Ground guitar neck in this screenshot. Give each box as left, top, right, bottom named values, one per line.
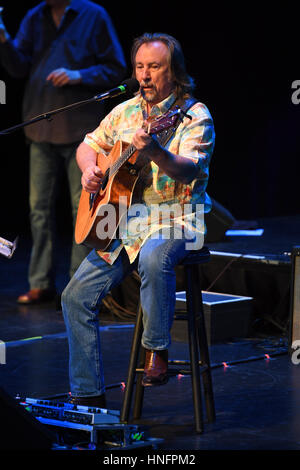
left=109, top=143, right=136, bottom=179
left=108, top=107, right=182, bottom=180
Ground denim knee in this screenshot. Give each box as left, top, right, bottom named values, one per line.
left=61, top=283, right=70, bottom=309
left=61, top=277, right=82, bottom=317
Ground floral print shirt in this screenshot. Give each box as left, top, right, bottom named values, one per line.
left=84, top=92, right=215, bottom=264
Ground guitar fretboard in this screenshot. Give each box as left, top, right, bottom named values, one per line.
left=109, top=143, right=137, bottom=179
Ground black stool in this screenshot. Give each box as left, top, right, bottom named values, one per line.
left=120, top=246, right=216, bottom=433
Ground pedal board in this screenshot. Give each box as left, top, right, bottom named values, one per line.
left=18, top=397, right=163, bottom=450
left=20, top=397, right=120, bottom=425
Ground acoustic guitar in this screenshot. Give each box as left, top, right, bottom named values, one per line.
left=75, top=107, right=184, bottom=251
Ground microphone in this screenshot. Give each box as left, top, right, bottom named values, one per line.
left=93, top=78, right=140, bottom=101
left=88, top=78, right=140, bottom=209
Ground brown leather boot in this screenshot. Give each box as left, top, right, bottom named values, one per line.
left=17, top=288, right=56, bottom=304
left=142, top=349, right=168, bottom=386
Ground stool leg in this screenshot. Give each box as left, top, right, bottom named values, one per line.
left=133, top=346, right=145, bottom=419
left=120, top=303, right=143, bottom=423
left=185, top=265, right=204, bottom=434
left=196, top=294, right=216, bottom=422
left=192, top=265, right=216, bottom=423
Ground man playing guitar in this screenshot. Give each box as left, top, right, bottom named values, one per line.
left=62, top=33, right=215, bottom=408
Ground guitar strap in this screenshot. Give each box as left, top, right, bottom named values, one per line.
left=157, top=96, right=198, bottom=147
left=156, top=96, right=198, bottom=199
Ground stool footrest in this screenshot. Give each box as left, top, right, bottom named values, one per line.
left=168, top=359, right=205, bottom=366
left=135, top=360, right=206, bottom=371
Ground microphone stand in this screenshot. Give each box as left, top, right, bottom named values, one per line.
left=0, top=90, right=123, bottom=256
left=0, top=90, right=120, bottom=135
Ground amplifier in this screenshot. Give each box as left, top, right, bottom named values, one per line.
left=174, top=290, right=252, bottom=344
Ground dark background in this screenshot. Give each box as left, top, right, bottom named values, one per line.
left=0, top=1, right=299, bottom=241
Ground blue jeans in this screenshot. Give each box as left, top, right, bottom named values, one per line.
left=61, top=233, right=197, bottom=397
left=28, top=142, right=90, bottom=290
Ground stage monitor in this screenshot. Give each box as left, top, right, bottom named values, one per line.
left=289, top=246, right=300, bottom=354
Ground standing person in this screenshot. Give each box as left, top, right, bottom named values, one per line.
left=0, top=0, right=126, bottom=304
left=61, top=33, right=215, bottom=408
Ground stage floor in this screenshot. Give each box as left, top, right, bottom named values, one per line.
left=0, top=215, right=300, bottom=453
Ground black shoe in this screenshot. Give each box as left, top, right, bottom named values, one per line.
left=67, top=393, right=107, bottom=408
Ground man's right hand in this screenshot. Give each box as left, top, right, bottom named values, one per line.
left=81, top=165, right=103, bottom=193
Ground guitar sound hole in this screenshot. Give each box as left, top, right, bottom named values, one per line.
left=101, top=169, right=110, bottom=191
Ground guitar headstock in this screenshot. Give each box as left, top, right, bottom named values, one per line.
left=146, top=108, right=183, bottom=135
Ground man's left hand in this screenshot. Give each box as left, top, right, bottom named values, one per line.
left=132, top=128, right=162, bottom=163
